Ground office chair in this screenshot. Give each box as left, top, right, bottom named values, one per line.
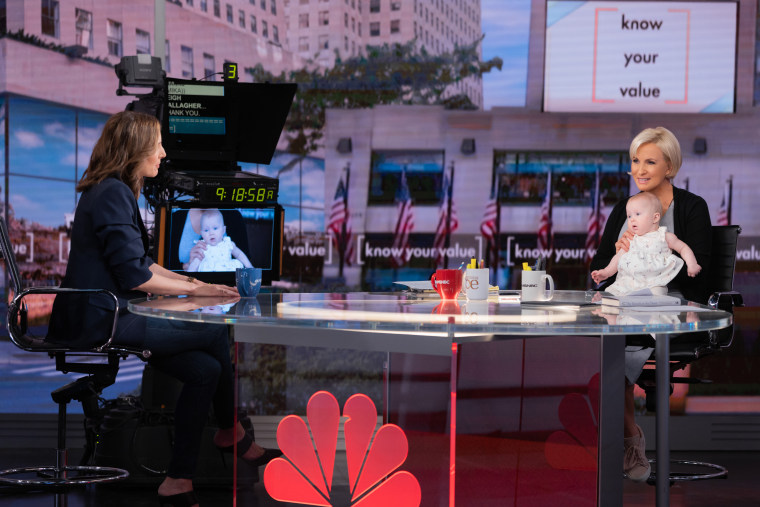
left=636, top=225, right=742, bottom=483
left=0, top=217, right=151, bottom=488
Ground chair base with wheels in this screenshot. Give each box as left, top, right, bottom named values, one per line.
left=646, top=458, right=727, bottom=485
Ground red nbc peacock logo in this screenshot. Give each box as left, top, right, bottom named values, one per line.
left=264, top=391, right=421, bottom=506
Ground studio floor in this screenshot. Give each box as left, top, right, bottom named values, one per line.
left=0, top=447, right=759, bottom=506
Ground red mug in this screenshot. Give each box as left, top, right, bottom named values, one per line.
left=430, top=269, right=463, bottom=300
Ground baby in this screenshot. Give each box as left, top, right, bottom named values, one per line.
left=186, top=209, right=253, bottom=272
left=591, top=191, right=701, bottom=296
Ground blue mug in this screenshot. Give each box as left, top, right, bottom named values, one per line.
left=236, top=267, right=262, bottom=297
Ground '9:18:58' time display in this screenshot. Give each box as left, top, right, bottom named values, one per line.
left=211, top=185, right=276, bottom=204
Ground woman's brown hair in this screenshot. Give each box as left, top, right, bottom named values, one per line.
left=77, top=111, right=161, bottom=198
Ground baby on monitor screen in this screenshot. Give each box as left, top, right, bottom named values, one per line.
left=186, top=209, right=253, bottom=272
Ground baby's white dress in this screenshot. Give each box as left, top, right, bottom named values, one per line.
left=606, top=226, right=683, bottom=296
left=197, top=236, right=244, bottom=272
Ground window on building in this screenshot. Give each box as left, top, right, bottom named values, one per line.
left=250, top=14, right=257, bottom=33
left=226, top=4, right=233, bottom=22
left=107, top=19, right=123, bottom=56
left=181, top=45, right=194, bottom=78
left=203, top=53, right=215, bottom=79
left=298, top=13, right=309, bottom=28
left=344, top=12, right=348, bottom=28
left=318, top=34, right=328, bottom=49
left=261, top=0, right=266, bottom=9
left=369, top=21, right=380, bottom=36
left=75, top=8, right=93, bottom=49
left=298, top=36, right=308, bottom=52
left=262, top=20, right=268, bottom=38
left=239, top=9, right=245, bottom=27
left=319, top=10, right=328, bottom=25
left=41, top=0, right=59, bottom=38
left=351, top=17, right=355, bottom=32
left=391, top=1, right=400, bottom=11
left=344, top=35, right=348, bottom=50
left=390, top=19, right=400, bottom=34
left=0, top=1, right=6, bottom=33
left=368, top=150, right=445, bottom=205
left=136, top=29, right=151, bottom=54
left=358, top=22, right=361, bottom=36
left=492, top=151, right=630, bottom=205
left=213, top=0, right=220, bottom=17
left=369, top=0, right=379, bottom=13
left=165, top=39, right=171, bottom=72
left=200, top=0, right=207, bottom=12
left=271, top=0, right=276, bottom=15
left=273, top=25, right=279, bottom=43
left=186, top=0, right=194, bottom=6
left=358, top=0, right=362, bottom=13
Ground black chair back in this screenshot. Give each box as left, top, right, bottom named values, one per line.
left=707, top=225, right=741, bottom=294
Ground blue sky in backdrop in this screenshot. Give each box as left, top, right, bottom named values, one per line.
left=481, top=0, right=532, bottom=109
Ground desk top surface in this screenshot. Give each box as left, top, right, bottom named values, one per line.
left=128, top=290, right=732, bottom=339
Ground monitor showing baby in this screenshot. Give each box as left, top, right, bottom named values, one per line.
left=186, top=209, right=253, bottom=272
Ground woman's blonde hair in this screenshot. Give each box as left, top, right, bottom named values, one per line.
left=629, top=126, right=682, bottom=180
left=77, top=111, right=161, bottom=198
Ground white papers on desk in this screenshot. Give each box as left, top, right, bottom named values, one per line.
left=619, top=305, right=714, bottom=313
left=394, top=281, right=434, bottom=292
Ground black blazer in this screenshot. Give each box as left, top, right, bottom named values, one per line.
left=48, top=178, right=154, bottom=347
left=590, top=186, right=712, bottom=304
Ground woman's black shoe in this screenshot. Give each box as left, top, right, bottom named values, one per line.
left=158, top=490, right=199, bottom=507
left=217, top=432, right=283, bottom=467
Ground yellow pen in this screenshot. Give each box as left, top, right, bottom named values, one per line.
left=522, top=262, right=532, bottom=271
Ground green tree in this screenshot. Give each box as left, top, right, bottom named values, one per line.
left=246, top=38, right=502, bottom=155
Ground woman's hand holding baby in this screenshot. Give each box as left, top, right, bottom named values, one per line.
left=615, top=229, right=635, bottom=253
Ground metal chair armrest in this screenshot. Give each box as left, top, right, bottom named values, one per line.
left=8, top=287, right=120, bottom=353
left=707, top=291, right=744, bottom=312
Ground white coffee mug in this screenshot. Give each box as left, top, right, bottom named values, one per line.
left=521, top=270, right=555, bottom=302
left=463, top=268, right=489, bottom=300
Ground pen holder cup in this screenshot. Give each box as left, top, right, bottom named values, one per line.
left=521, top=270, right=554, bottom=302
left=463, top=268, right=489, bottom=300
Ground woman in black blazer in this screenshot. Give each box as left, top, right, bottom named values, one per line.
left=590, top=126, right=712, bottom=483
left=48, top=111, right=279, bottom=506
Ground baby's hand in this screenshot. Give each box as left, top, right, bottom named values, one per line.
left=591, top=269, right=609, bottom=284
left=687, top=263, right=702, bottom=277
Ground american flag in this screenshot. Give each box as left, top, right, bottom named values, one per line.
left=391, top=170, right=414, bottom=267
left=327, top=174, right=354, bottom=266
left=585, top=170, right=605, bottom=261
left=537, top=171, right=553, bottom=250
left=432, top=169, right=458, bottom=266
left=715, top=177, right=732, bottom=226
left=480, top=183, right=499, bottom=269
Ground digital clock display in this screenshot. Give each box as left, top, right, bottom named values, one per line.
left=200, top=182, right=278, bottom=205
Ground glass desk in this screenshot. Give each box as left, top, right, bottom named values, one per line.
left=130, top=290, right=732, bottom=507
